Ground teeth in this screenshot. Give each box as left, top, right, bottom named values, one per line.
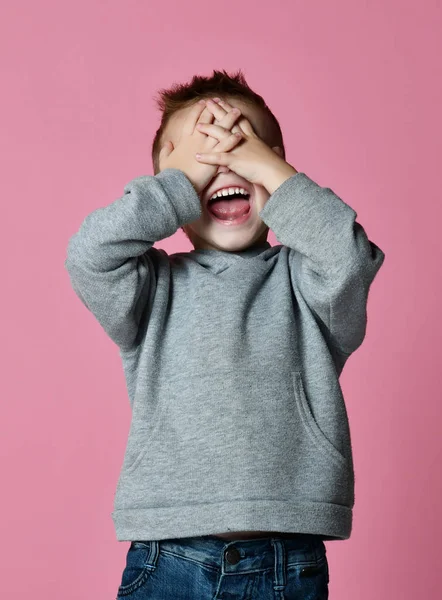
left=209, top=187, right=249, bottom=201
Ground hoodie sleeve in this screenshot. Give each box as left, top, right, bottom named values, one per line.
left=258, top=172, right=386, bottom=357
left=64, top=168, right=202, bottom=350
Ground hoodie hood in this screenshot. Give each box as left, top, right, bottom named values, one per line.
left=190, top=240, right=272, bottom=257
left=172, top=241, right=279, bottom=275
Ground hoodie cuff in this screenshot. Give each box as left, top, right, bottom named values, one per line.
left=155, top=168, right=203, bottom=225
left=258, top=172, right=358, bottom=269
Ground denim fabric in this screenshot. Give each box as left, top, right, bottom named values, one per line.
left=116, top=533, right=329, bottom=599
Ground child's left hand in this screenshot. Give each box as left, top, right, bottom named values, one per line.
left=195, top=98, right=292, bottom=190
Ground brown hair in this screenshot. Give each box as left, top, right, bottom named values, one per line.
left=151, top=68, right=286, bottom=175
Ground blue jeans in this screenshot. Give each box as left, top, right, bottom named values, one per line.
left=116, top=533, right=329, bottom=599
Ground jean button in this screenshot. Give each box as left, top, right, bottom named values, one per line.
left=225, top=547, right=241, bottom=565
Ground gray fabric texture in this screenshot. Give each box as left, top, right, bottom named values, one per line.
left=64, top=168, right=385, bottom=541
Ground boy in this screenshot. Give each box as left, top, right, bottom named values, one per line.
left=65, top=69, right=385, bottom=598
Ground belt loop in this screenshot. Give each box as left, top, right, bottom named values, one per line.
left=144, top=540, right=160, bottom=568
left=271, top=538, right=286, bottom=594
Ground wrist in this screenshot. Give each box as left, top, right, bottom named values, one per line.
left=263, top=161, right=298, bottom=195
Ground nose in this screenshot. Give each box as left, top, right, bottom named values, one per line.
left=217, top=166, right=230, bottom=174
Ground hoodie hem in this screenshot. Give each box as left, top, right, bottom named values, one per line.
left=111, top=499, right=352, bottom=542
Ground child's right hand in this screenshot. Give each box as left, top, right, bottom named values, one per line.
left=158, top=99, right=244, bottom=196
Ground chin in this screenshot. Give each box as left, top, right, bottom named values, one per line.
left=185, top=224, right=269, bottom=253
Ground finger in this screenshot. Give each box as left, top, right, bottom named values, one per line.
left=184, top=100, right=211, bottom=134
left=205, top=100, right=244, bottom=136
left=215, top=101, right=251, bottom=136
left=203, top=98, right=229, bottom=121
left=236, top=116, right=256, bottom=136
left=217, top=99, right=244, bottom=126
left=217, top=99, right=256, bottom=136
left=196, top=122, right=232, bottom=141
left=228, top=117, right=255, bottom=137
left=218, top=106, right=242, bottom=130
left=218, top=131, right=244, bottom=152
left=217, top=99, right=234, bottom=110
left=231, top=123, right=242, bottom=135
left=195, top=151, right=230, bottom=166
left=196, top=105, right=216, bottom=125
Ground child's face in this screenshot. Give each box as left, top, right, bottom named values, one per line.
left=160, top=96, right=283, bottom=252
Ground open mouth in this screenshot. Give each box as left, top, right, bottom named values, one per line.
left=207, top=191, right=252, bottom=225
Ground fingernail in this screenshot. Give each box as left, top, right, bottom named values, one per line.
left=198, top=99, right=205, bottom=104
left=213, top=98, right=220, bottom=102
left=195, top=153, right=201, bottom=159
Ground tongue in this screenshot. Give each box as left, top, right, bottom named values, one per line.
left=208, top=198, right=250, bottom=220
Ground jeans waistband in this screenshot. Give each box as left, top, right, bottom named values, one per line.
left=134, top=533, right=326, bottom=579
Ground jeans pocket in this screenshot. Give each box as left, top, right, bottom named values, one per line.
left=299, top=556, right=329, bottom=584
left=286, top=554, right=329, bottom=599
left=117, top=542, right=157, bottom=597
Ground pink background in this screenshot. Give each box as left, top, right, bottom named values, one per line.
left=2, top=0, right=441, bottom=597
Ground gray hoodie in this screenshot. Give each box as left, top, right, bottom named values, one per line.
left=64, top=168, right=385, bottom=542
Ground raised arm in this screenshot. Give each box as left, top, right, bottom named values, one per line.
left=259, top=172, right=386, bottom=357
left=64, top=168, right=201, bottom=350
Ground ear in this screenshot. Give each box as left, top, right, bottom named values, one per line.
left=272, top=146, right=284, bottom=158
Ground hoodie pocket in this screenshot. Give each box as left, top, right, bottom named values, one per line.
left=123, top=446, right=148, bottom=475
left=292, top=371, right=348, bottom=469
left=114, top=366, right=354, bottom=511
